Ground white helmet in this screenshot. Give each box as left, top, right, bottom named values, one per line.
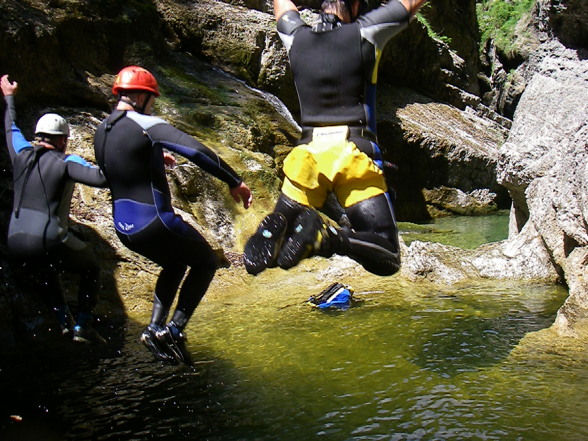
left=35, top=113, right=70, bottom=136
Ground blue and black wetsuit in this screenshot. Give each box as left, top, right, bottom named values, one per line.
left=94, top=110, right=243, bottom=328
left=272, top=1, right=410, bottom=275
left=3, top=95, right=107, bottom=317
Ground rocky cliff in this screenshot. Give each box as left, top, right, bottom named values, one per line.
left=497, top=0, right=588, bottom=333
left=0, top=0, right=586, bottom=341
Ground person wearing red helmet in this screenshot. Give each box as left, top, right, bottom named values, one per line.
left=244, top=0, right=426, bottom=276
left=1, top=74, right=108, bottom=343
left=94, top=66, right=252, bottom=365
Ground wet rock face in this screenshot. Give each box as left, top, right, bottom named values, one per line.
left=0, top=0, right=168, bottom=109
left=422, top=186, right=498, bottom=217
left=377, top=85, right=510, bottom=222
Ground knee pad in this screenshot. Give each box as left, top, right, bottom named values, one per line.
left=346, top=194, right=398, bottom=247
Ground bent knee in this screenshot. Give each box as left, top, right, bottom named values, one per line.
left=361, top=259, right=401, bottom=276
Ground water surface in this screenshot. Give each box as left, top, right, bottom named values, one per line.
left=2, top=272, right=585, bottom=441
left=400, top=211, right=510, bottom=249
left=3, top=214, right=585, bottom=441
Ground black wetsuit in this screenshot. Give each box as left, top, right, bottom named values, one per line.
left=275, top=1, right=410, bottom=275
left=3, top=95, right=107, bottom=316
left=94, top=110, right=242, bottom=328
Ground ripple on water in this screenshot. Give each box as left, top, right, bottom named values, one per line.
left=2, top=275, right=586, bottom=441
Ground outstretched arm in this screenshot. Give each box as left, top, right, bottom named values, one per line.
left=274, top=0, right=297, bottom=21
left=398, top=0, right=427, bottom=19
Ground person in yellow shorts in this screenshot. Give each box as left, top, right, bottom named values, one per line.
left=244, top=0, right=427, bottom=276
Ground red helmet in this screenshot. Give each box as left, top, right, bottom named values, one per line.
left=112, top=66, right=160, bottom=97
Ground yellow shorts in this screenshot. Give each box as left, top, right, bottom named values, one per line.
left=281, top=126, right=387, bottom=208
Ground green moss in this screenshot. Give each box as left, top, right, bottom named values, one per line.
left=477, top=0, right=535, bottom=56
left=416, top=11, right=452, bottom=45
left=158, top=65, right=233, bottom=105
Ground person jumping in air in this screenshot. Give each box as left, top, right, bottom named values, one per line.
left=2, top=74, right=108, bottom=343
left=244, top=0, right=427, bottom=276
left=94, top=66, right=252, bottom=365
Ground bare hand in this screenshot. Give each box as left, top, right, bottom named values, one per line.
left=230, top=182, right=253, bottom=209
left=163, top=151, right=176, bottom=167
left=1, top=74, right=18, bottom=96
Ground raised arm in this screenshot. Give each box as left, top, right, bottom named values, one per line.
left=398, top=0, right=427, bottom=19
left=1, top=74, right=18, bottom=123
left=2, top=74, right=32, bottom=163
left=274, top=0, right=297, bottom=21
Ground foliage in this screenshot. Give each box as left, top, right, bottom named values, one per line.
left=477, top=0, right=536, bottom=55
left=416, top=4, right=452, bottom=45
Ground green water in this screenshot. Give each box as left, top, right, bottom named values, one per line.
left=2, top=271, right=585, bottom=441
left=3, top=213, right=587, bottom=441
left=400, top=210, right=510, bottom=249
left=183, top=276, right=582, bottom=441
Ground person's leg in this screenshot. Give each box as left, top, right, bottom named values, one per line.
left=141, top=264, right=186, bottom=363
left=132, top=214, right=219, bottom=364
left=341, top=193, right=401, bottom=276
left=51, top=238, right=105, bottom=343
left=171, top=263, right=215, bottom=329
left=37, top=262, right=74, bottom=335
left=152, top=265, right=186, bottom=326
left=276, top=193, right=400, bottom=275
left=157, top=261, right=216, bottom=365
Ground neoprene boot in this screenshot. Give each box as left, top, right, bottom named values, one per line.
left=53, top=305, right=75, bottom=336
left=141, top=324, right=176, bottom=363
left=156, top=323, right=193, bottom=366
left=243, top=212, right=288, bottom=274
left=277, top=209, right=349, bottom=269
left=73, top=313, right=106, bottom=344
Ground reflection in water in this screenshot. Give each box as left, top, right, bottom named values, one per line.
left=2, top=276, right=586, bottom=441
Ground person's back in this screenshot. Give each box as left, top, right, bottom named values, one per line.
left=9, top=144, right=77, bottom=255
left=94, top=110, right=175, bottom=213
left=277, top=0, right=411, bottom=132
left=287, top=23, right=366, bottom=127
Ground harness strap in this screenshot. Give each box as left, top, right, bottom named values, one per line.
left=301, top=126, right=378, bottom=143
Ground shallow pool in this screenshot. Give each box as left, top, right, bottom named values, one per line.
left=400, top=211, right=510, bottom=249
left=2, top=269, right=585, bottom=441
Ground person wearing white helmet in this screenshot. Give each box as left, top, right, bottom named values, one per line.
left=1, top=74, right=108, bottom=344
left=35, top=113, right=70, bottom=137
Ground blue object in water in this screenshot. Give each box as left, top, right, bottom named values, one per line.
left=308, top=282, right=354, bottom=310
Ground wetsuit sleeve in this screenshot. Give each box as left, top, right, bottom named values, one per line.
left=357, top=0, right=410, bottom=48
left=276, top=10, right=307, bottom=52
left=147, top=123, right=243, bottom=188
left=65, top=155, right=108, bottom=187
left=3, top=95, right=33, bottom=164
